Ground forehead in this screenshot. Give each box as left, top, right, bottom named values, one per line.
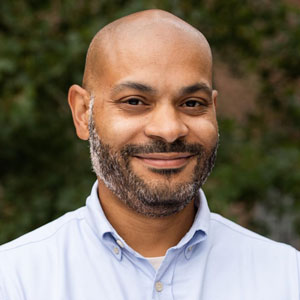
left=92, top=22, right=212, bottom=91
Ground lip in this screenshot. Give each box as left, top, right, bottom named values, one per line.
left=134, top=152, right=195, bottom=169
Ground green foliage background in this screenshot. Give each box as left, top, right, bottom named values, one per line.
left=0, top=0, right=299, bottom=248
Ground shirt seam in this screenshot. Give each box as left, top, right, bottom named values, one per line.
left=0, top=216, right=85, bottom=253
left=210, top=215, right=293, bottom=248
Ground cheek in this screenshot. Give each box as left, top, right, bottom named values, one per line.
left=93, top=111, right=144, bottom=148
left=189, top=118, right=218, bottom=147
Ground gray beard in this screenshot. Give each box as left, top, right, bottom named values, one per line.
left=88, top=96, right=218, bottom=218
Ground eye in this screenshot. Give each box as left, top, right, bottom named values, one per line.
left=125, top=98, right=145, bottom=105
left=118, top=97, right=150, bottom=114
left=181, top=100, right=203, bottom=107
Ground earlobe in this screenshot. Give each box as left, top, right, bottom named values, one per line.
left=68, top=84, right=91, bottom=140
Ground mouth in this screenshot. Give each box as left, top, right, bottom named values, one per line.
left=133, top=152, right=196, bottom=169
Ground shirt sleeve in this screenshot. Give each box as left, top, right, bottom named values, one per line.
left=0, top=254, right=8, bottom=300
left=297, top=250, right=300, bottom=299
left=0, top=268, right=5, bottom=300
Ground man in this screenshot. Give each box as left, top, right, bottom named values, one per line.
left=0, top=9, right=299, bottom=300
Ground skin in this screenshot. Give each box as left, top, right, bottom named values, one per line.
left=68, top=9, right=218, bottom=257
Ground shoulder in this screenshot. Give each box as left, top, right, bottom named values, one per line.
left=0, top=207, right=87, bottom=299
left=0, top=207, right=87, bottom=288
left=210, top=213, right=276, bottom=243
left=209, top=213, right=300, bottom=294
left=210, top=212, right=299, bottom=262
left=210, top=213, right=295, bottom=246
left=0, top=207, right=85, bottom=254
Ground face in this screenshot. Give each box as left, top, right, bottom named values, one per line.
left=88, top=29, right=219, bottom=217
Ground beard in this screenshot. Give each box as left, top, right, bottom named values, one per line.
left=88, top=97, right=218, bottom=218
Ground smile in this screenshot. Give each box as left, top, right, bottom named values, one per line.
left=133, top=153, right=195, bottom=169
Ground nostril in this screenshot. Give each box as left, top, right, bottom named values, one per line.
left=144, top=122, right=188, bottom=143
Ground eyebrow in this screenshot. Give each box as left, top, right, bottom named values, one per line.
left=110, top=81, right=212, bottom=98
left=179, top=83, right=212, bottom=97
left=111, top=81, right=156, bottom=97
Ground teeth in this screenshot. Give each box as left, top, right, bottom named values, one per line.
left=146, top=157, right=186, bottom=160
left=136, top=154, right=192, bottom=160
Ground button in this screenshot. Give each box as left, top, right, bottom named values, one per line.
left=155, top=281, right=163, bottom=292
left=113, top=247, right=120, bottom=255
left=185, top=245, right=193, bottom=260
left=116, top=239, right=124, bottom=248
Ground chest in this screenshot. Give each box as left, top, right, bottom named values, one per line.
left=6, top=245, right=298, bottom=300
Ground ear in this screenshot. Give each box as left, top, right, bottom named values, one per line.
left=68, top=84, right=91, bottom=140
left=212, top=89, right=218, bottom=111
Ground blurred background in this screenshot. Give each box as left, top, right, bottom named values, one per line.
left=0, top=0, right=299, bottom=248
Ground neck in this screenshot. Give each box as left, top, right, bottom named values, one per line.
left=97, top=179, right=196, bottom=257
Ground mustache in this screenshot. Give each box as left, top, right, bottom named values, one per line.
left=120, top=139, right=204, bottom=157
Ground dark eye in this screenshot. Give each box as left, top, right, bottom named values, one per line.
left=126, top=98, right=144, bottom=105
left=182, top=100, right=202, bottom=107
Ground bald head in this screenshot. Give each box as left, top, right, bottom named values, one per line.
left=82, top=9, right=212, bottom=91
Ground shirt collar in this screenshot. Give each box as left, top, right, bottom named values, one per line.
left=84, top=181, right=121, bottom=240
left=173, top=189, right=210, bottom=251
left=84, top=180, right=211, bottom=254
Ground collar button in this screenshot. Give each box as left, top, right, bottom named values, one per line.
left=116, top=239, right=125, bottom=248
left=113, top=247, right=120, bottom=255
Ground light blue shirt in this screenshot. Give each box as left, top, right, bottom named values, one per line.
left=0, top=181, right=299, bottom=300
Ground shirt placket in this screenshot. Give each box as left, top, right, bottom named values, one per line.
left=151, top=249, right=180, bottom=300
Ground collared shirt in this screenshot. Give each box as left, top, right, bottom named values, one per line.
left=0, top=181, right=299, bottom=300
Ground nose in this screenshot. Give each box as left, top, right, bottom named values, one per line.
left=144, top=105, right=188, bottom=143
